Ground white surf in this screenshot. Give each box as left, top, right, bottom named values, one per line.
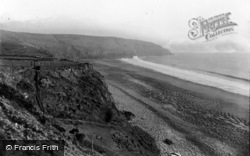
left=121, top=56, right=249, bottom=97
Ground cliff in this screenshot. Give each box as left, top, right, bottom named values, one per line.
left=0, top=60, right=160, bottom=156
left=0, top=30, right=171, bottom=59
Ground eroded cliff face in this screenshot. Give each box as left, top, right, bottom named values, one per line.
left=0, top=62, right=160, bottom=156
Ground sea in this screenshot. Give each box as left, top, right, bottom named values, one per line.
left=121, top=53, right=250, bottom=97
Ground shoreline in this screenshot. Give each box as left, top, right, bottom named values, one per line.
left=121, top=57, right=249, bottom=97
left=142, top=53, right=250, bottom=81
left=91, top=59, right=249, bottom=156
left=143, top=56, right=250, bottom=84
left=90, top=59, right=249, bottom=117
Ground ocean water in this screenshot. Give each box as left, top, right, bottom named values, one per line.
left=121, top=53, right=250, bottom=96
left=143, top=53, right=250, bottom=80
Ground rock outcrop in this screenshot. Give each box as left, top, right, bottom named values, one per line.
left=0, top=61, right=160, bottom=156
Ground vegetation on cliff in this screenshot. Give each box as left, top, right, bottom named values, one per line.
left=0, top=30, right=171, bottom=59
left=0, top=60, right=160, bottom=156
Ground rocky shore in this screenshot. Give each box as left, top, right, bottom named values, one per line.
left=92, top=59, right=249, bottom=156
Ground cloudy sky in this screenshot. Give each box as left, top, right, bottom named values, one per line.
left=1, top=0, right=250, bottom=52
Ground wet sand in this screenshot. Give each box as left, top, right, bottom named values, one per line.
left=89, top=59, right=249, bottom=156
left=121, top=57, right=249, bottom=97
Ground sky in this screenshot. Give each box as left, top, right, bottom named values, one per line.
left=1, top=0, right=250, bottom=52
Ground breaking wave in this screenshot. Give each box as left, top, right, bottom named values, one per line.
left=121, top=56, right=249, bottom=96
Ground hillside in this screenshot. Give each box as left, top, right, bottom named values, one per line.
left=0, top=41, right=53, bottom=57
left=0, top=30, right=171, bottom=59
left=0, top=60, right=160, bottom=156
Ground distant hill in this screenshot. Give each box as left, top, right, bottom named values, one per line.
left=0, top=41, right=53, bottom=58
left=0, top=30, right=171, bottom=59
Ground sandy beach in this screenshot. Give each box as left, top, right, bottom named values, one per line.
left=121, top=57, right=249, bottom=97
left=90, top=59, right=249, bottom=156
